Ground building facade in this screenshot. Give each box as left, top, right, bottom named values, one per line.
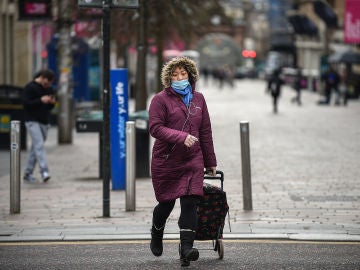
left=0, top=0, right=34, bottom=86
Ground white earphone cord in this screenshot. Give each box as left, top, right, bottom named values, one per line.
left=164, top=103, right=193, bottom=160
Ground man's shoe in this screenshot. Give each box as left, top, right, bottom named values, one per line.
left=23, top=173, right=37, bottom=183
left=42, top=171, right=51, bottom=182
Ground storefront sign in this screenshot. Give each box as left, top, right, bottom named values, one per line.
left=18, top=0, right=52, bottom=21
left=345, top=0, right=360, bottom=44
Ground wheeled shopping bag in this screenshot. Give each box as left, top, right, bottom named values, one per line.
left=179, top=170, right=230, bottom=259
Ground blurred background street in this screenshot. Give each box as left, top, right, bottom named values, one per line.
left=2, top=0, right=360, bottom=260
left=2, top=1, right=360, bottom=268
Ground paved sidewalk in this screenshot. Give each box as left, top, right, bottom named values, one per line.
left=0, top=79, right=360, bottom=242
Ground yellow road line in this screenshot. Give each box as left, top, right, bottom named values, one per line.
left=0, top=239, right=359, bottom=246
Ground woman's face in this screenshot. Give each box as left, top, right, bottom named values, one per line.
left=171, top=66, right=189, bottom=82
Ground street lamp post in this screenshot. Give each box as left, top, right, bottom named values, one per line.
left=102, top=0, right=111, bottom=218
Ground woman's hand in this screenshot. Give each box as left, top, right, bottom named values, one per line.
left=184, top=134, right=198, bottom=147
left=205, top=167, right=217, bottom=176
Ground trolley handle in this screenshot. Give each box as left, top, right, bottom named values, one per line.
left=204, top=170, right=224, bottom=190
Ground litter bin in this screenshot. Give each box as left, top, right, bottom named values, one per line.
left=75, top=110, right=103, bottom=179
left=129, top=110, right=150, bottom=178
left=0, top=85, right=27, bottom=150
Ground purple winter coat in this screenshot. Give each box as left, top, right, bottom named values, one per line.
left=149, top=86, right=217, bottom=202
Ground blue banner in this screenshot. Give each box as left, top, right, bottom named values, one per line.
left=110, top=68, right=128, bottom=190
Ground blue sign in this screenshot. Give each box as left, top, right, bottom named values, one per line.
left=110, top=68, right=128, bottom=190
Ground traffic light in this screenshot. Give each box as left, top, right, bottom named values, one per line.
left=242, top=50, right=257, bottom=59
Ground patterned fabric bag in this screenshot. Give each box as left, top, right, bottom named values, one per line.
left=195, top=182, right=229, bottom=240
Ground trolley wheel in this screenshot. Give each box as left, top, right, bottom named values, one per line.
left=216, top=239, right=224, bottom=259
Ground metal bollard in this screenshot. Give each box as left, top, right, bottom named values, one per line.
left=10, top=120, right=21, bottom=214
left=240, top=121, right=253, bottom=211
left=126, top=121, right=136, bottom=211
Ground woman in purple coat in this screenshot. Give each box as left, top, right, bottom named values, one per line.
left=149, top=57, right=217, bottom=267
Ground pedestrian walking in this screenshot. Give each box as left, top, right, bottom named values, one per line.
left=201, top=67, right=209, bottom=86
left=23, top=69, right=56, bottom=183
left=337, top=66, right=349, bottom=106
left=148, top=57, right=217, bottom=267
left=291, top=67, right=302, bottom=106
left=318, top=65, right=340, bottom=105
left=267, top=68, right=284, bottom=113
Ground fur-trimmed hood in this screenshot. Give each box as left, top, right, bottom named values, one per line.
left=161, top=56, right=199, bottom=88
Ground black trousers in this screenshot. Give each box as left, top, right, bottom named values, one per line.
left=152, top=195, right=198, bottom=230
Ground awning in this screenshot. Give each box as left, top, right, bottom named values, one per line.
left=329, top=50, right=360, bottom=64
left=287, top=14, right=318, bottom=36
left=313, top=0, right=338, bottom=28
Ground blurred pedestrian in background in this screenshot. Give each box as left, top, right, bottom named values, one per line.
left=337, top=66, right=348, bottom=106
left=201, top=67, right=209, bottom=86
left=214, top=67, right=226, bottom=89
left=267, top=68, right=284, bottom=113
left=23, top=69, right=56, bottom=183
left=318, top=65, right=340, bottom=105
left=148, top=57, right=217, bottom=267
left=224, top=65, right=235, bottom=88
left=291, top=66, right=302, bottom=106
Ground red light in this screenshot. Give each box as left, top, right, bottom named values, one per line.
left=41, top=50, right=48, bottom=59
left=242, top=50, right=256, bottom=58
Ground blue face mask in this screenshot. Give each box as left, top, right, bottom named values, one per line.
left=171, top=79, right=190, bottom=90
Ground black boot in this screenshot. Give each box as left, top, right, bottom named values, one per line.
left=150, top=224, right=164, bottom=256
left=180, top=230, right=199, bottom=267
